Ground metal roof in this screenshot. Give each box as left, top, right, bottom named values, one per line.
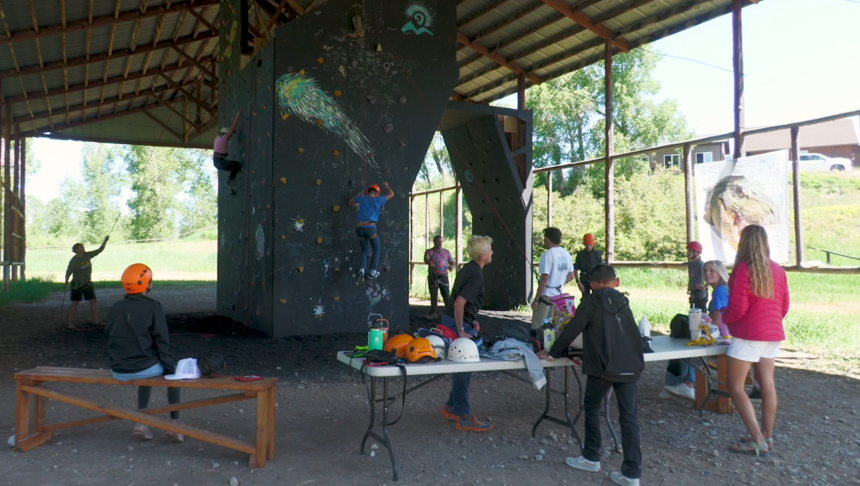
left=0, top=0, right=756, bottom=147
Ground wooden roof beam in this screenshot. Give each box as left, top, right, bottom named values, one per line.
left=158, top=73, right=214, bottom=114
left=26, top=97, right=193, bottom=136
left=0, top=0, right=219, bottom=47
left=457, top=32, right=540, bottom=85
left=538, top=0, right=629, bottom=52
left=5, top=56, right=215, bottom=104
left=170, top=45, right=217, bottom=81
left=142, top=110, right=185, bottom=141
left=0, top=30, right=217, bottom=80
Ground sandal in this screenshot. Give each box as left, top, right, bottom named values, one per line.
left=739, top=436, right=773, bottom=451
left=730, top=439, right=768, bottom=457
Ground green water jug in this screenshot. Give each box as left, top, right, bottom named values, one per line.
left=368, top=321, right=385, bottom=351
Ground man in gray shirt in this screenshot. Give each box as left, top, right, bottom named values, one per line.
left=64, top=236, right=109, bottom=329
left=686, top=241, right=708, bottom=310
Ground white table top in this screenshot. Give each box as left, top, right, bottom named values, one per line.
left=336, top=335, right=728, bottom=378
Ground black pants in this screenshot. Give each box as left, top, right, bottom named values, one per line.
left=583, top=375, right=641, bottom=479
left=581, top=281, right=593, bottom=296
left=428, top=273, right=450, bottom=312
left=213, top=155, right=242, bottom=181
left=139, top=387, right=181, bottom=420
left=690, top=296, right=708, bottom=312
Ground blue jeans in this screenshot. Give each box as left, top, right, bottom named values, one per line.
left=665, top=360, right=696, bottom=386
left=356, top=226, right=381, bottom=272
left=442, top=315, right=477, bottom=417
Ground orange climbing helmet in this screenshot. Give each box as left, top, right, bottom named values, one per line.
left=121, top=263, right=153, bottom=294
left=405, top=338, right=438, bottom=363
left=583, top=233, right=596, bottom=246
left=384, top=334, right=413, bottom=358
left=367, top=184, right=380, bottom=194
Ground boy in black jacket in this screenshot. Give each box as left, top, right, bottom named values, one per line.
left=539, top=264, right=644, bottom=486
left=107, top=263, right=183, bottom=443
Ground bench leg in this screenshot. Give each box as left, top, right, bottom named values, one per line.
left=15, top=382, right=30, bottom=447
left=267, top=387, right=276, bottom=460
left=251, top=389, right=270, bottom=469
left=695, top=355, right=733, bottom=415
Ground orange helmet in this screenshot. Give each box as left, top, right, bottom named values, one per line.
left=121, top=263, right=153, bottom=294
left=583, top=233, right=596, bottom=246
left=367, top=184, right=380, bottom=194
left=384, top=334, right=413, bottom=358
left=405, top=338, right=437, bottom=363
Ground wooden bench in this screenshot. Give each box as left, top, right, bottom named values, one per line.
left=14, top=367, right=279, bottom=468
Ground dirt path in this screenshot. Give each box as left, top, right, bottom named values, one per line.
left=2, top=285, right=860, bottom=485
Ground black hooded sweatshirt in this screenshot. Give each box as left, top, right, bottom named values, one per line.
left=106, top=294, right=177, bottom=374
left=549, top=287, right=644, bottom=382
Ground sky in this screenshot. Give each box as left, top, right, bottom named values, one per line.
left=26, top=0, right=860, bottom=204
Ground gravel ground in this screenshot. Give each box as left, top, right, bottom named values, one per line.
left=1, top=284, right=859, bottom=486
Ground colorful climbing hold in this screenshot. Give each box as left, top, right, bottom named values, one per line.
left=298, top=147, right=304, bottom=153
left=281, top=113, right=290, bottom=120
left=298, top=219, right=304, bottom=225
left=298, top=267, right=304, bottom=272
left=281, top=235, right=286, bottom=239
left=333, top=297, right=340, bottom=302
left=280, top=299, right=287, bottom=304
left=280, top=177, right=287, bottom=184
left=332, top=150, right=340, bottom=157
left=315, top=118, right=324, bottom=125
left=334, top=90, right=342, bottom=97
left=317, top=57, right=324, bottom=64
left=334, top=267, right=340, bottom=272
left=299, top=69, right=305, bottom=75
left=315, top=179, right=322, bottom=185
left=332, top=205, right=341, bottom=212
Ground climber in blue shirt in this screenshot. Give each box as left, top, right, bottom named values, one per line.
left=349, top=182, right=394, bottom=279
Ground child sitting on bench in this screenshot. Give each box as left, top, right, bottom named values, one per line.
left=106, top=263, right=184, bottom=443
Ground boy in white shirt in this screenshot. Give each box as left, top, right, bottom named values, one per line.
left=531, top=227, right=575, bottom=329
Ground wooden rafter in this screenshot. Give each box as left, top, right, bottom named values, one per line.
left=458, top=0, right=512, bottom=28
left=0, top=0, right=219, bottom=47
left=26, top=97, right=191, bottom=136
left=266, top=0, right=290, bottom=30
left=171, top=45, right=217, bottom=81
left=187, top=6, right=218, bottom=34
left=143, top=110, right=185, bottom=141
left=538, top=0, right=629, bottom=52
left=457, top=32, right=540, bottom=85
left=0, top=31, right=218, bottom=80
left=149, top=92, right=202, bottom=131
left=28, top=0, right=55, bottom=129
left=6, top=57, right=216, bottom=105
left=13, top=81, right=205, bottom=125
left=159, top=73, right=214, bottom=114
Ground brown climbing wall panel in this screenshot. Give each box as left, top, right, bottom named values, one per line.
left=440, top=102, right=534, bottom=310
left=218, top=0, right=457, bottom=336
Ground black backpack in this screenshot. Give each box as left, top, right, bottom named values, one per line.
left=670, top=313, right=691, bottom=339
left=600, top=300, right=645, bottom=383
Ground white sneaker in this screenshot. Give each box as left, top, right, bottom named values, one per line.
left=658, top=389, right=671, bottom=399
left=610, top=471, right=640, bottom=486
left=664, top=383, right=695, bottom=401
left=565, top=455, right=600, bottom=472
left=368, top=270, right=379, bottom=278
left=132, top=424, right=153, bottom=441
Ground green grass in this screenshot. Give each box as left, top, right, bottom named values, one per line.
left=26, top=240, right=218, bottom=282
left=0, top=278, right=215, bottom=308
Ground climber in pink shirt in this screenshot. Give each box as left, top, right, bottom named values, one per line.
left=213, top=110, right=242, bottom=194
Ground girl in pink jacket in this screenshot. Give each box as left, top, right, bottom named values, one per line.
left=723, top=225, right=790, bottom=457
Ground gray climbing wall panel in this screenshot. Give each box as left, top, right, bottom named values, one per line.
left=440, top=102, right=534, bottom=310
left=218, top=0, right=457, bottom=336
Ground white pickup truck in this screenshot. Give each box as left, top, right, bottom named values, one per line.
left=794, top=153, right=854, bottom=172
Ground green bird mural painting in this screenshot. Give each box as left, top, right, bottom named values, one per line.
left=275, top=72, right=378, bottom=168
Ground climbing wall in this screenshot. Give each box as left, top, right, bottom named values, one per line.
left=440, top=102, right=534, bottom=310
left=218, top=0, right=458, bottom=336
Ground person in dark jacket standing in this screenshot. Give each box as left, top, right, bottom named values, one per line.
left=107, top=263, right=184, bottom=443
left=539, top=264, right=644, bottom=486
left=574, top=233, right=603, bottom=297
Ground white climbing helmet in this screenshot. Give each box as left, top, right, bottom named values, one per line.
left=425, top=334, right=447, bottom=360
left=447, top=338, right=480, bottom=363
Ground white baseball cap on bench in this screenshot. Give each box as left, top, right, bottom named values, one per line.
left=165, top=358, right=202, bottom=380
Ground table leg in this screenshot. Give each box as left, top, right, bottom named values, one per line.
left=602, top=389, right=621, bottom=454
left=360, top=377, right=376, bottom=455
left=530, top=366, right=553, bottom=438
left=382, top=377, right=398, bottom=482
left=696, top=356, right=733, bottom=415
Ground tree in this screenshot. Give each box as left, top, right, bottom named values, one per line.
left=126, top=146, right=184, bottom=239
left=79, top=144, right=127, bottom=243
left=178, top=149, right=218, bottom=234
left=527, top=48, right=694, bottom=196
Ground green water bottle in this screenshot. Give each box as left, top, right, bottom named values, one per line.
left=368, top=321, right=385, bottom=351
